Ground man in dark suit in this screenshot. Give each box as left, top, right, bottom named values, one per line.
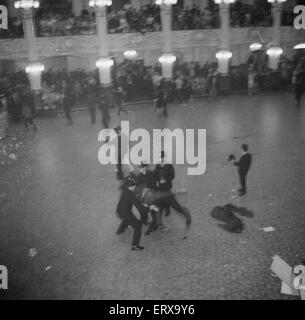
left=116, top=175, right=148, bottom=251
left=154, top=152, right=192, bottom=226
left=231, top=144, right=252, bottom=196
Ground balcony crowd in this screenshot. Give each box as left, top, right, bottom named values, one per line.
left=0, top=0, right=295, bottom=39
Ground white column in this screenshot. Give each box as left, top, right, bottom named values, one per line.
left=22, top=9, right=38, bottom=62
left=161, top=4, right=173, bottom=53
left=219, top=3, right=230, bottom=51
left=95, top=6, right=109, bottom=57
left=268, top=1, right=285, bottom=70
left=72, top=0, right=83, bottom=16
left=216, top=3, right=232, bottom=75
left=159, top=3, right=176, bottom=80
left=271, top=2, right=283, bottom=47
left=17, top=4, right=44, bottom=109
left=92, top=3, right=112, bottom=87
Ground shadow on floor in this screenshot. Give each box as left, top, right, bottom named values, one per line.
left=210, top=204, right=254, bottom=233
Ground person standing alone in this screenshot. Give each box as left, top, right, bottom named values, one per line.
left=230, top=144, right=252, bottom=196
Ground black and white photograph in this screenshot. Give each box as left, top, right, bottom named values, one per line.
left=0, top=0, right=305, bottom=304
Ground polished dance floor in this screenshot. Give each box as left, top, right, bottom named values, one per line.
left=1, top=92, right=305, bottom=299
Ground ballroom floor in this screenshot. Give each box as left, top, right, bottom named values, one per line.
left=1, top=92, right=305, bottom=300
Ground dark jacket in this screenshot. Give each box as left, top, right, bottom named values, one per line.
left=22, top=92, right=35, bottom=119
left=141, top=169, right=158, bottom=190
left=234, top=153, right=252, bottom=176
left=116, top=188, right=148, bottom=221
left=154, top=163, right=175, bottom=191
left=156, top=94, right=167, bottom=109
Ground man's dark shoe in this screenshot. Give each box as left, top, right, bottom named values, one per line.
left=131, top=246, right=144, bottom=251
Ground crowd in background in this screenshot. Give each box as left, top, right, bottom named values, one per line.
left=230, top=0, right=273, bottom=28
left=0, top=0, right=297, bottom=39
left=108, top=4, right=161, bottom=33
left=1, top=52, right=305, bottom=136
left=1, top=52, right=304, bottom=121
left=35, top=8, right=96, bottom=36
left=172, top=2, right=219, bottom=30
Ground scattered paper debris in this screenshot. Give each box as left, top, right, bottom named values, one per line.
left=281, top=281, right=299, bottom=296
left=271, top=255, right=302, bottom=298
left=28, top=248, right=38, bottom=258
left=262, top=227, right=275, bottom=232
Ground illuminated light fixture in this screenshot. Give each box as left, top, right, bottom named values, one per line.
left=249, top=43, right=263, bottom=52
left=266, top=46, right=283, bottom=56
left=159, top=53, right=176, bottom=64
left=267, top=0, right=286, bottom=3
left=214, top=0, right=235, bottom=4
left=14, top=0, right=39, bottom=9
left=293, top=43, right=305, bottom=50
left=155, top=0, right=177, bottom=5
left=25, top=63, right=44, bottom=74
left=216, top=50, right=232, bottom=60
left=96, top=57, right=114, bottom=69
left=123, top=50, right=138, bottom=60
left=89, top=0, right=112, bottom=7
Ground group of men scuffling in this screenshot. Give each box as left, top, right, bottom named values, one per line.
left=114, top=124, right=252, bottom=251
left=115, top=139, right=191, bottom=251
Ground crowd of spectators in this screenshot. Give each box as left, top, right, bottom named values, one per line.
left=230, top=0, right=273, bottom=28
left=35, top=4, right=96, bottom=37
left=172, top=3, right=219, bottom=30
left=108, top=4, right=161, bottom=34
left=0, top=0, right=299, bottom=39
left=1, top=51, right=304, bottom=122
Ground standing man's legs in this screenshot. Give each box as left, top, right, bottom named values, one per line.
left=128, top=216, right=143, bottom=249
left=239, top=173, right=247, bottom=195
left=64, top=107, right=73, bottom=125
left=102, top=111, right=109, bottom=128
left=89, top=107, right=96, bottom=124
left=116, top=214, right=144, bottom=250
